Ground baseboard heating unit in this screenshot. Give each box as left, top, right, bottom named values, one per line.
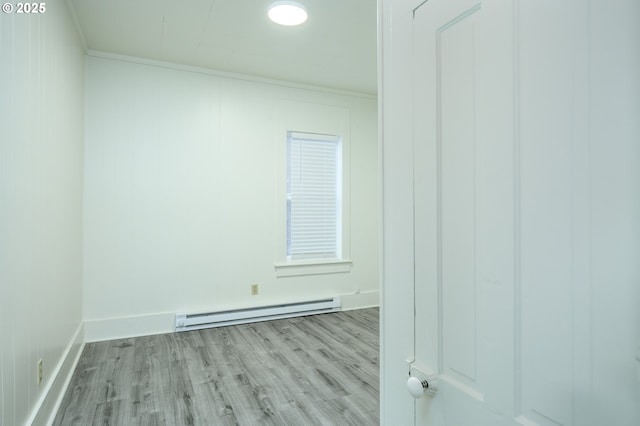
left=175, top=297, right=341, bottom=332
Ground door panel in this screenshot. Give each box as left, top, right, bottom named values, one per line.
left=440, top=11, right=478, bottom=385
left=380, top=0, right=640, bottom=424
left=517, top=3, right=587, bottom=423
left=411, top=0, right=640, bottom=425
left=413, top=0, right=516, bottom=423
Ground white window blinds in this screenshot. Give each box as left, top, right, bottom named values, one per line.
left=287, top=131, right=342, bottom=260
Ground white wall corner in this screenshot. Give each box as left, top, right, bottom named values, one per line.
left=340, top=289, right=380, bottom=311
left=63, top=0, right=89, bottom=52
left=27, top=323, right=85, bottom=426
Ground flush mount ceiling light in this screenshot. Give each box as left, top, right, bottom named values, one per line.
left=268, top=1, right=308, bottom=26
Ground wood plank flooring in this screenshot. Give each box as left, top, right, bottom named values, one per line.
left=54, top=308, right=379, bottom=425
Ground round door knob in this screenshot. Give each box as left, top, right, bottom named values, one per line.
left=407, top=376, right=428, bottom=398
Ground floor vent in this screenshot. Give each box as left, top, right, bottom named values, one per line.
left=175, top=297, right=341, bottom=332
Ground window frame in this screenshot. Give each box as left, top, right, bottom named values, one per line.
left=275, top=100, right=352, bottom=277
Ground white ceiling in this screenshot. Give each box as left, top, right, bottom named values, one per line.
left=69, top=0, right=378, bottom=95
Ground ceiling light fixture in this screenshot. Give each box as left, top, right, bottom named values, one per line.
left=268, top=1, right=308, bottom=26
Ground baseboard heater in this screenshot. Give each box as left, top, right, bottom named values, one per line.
left=175, top=297, right=341, bottom=332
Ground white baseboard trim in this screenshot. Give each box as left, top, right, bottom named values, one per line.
left=84, top=312, right=175, bottom=342
left=340, top=290, right=380, bottom=311
left=26, top=322, right=84, bottom=426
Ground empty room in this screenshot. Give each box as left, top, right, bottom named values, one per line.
left=2, top=0, right=640, bottom=425
left=1, top=0, right=379, bottom=424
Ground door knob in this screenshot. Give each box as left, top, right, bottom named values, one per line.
left=407, top=376, right=429, bottom=398
left=406, top=365, right=438, bottom=398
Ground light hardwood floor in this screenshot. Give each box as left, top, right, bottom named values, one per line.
left=54, top=308, right=379, bottom=425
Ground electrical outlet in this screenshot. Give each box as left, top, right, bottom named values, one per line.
left=251, top=284, right=259, bottom=296
left=37, top=359, right=43, bottom=385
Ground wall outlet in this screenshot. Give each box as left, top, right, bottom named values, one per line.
left=251, top=284, right=259, bottom=296
left=37, top=359, right=43, bottom=385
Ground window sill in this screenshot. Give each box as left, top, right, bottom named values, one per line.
left=274, top=259, right=352, bottom=277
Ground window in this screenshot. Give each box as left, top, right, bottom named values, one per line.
left=274, top=100, right=351, bottom=277
left=286, top=131, right=342, bottom=260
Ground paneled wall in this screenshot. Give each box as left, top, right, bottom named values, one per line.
left=83, top=55, right=379, bottom=340
left=0, top=1, right=85, bottom=424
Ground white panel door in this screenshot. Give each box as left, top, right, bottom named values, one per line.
left=412, top=1, right=516, bottom=424
left=410, top=1, right=640, bottom=425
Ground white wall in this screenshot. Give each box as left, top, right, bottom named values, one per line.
left=83, top=55, right=379, bottom=340
left=0, top=1, right=85, bottom=424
